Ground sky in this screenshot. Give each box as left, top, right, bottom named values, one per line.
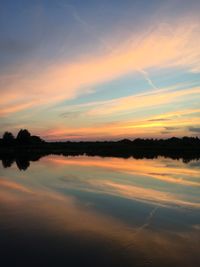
left=0, top=0, right=200, bottom=140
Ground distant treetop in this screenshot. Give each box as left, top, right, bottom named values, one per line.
left=2, top=131, right=15, bottom=145
left=17, top=129, right=31, bottom=144
left=1, top=129, right=44, bottom=146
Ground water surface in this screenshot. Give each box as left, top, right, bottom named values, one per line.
left=0, top=155, right=200, bottom=267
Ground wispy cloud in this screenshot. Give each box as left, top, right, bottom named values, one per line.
left=87, top=86, right=200, bottom=117
left=1, top=8, right=200, bottom=139
left=1, top=18, right=200, bottom=115
left=61, top=3, right=113, bottom=52
left=148, top=118, right=171, bottom=122
left=137, top=69, right=159, bottom=90
left=188, top=127, right=200, bottom=133
left=45, top=156, right=200, bottom=207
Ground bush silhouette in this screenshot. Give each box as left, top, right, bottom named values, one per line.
left=16, top=129, right=31, bottom=145
left=2, top=131, right=15, bottom=145
left=30, top=135, right=43, bottom=144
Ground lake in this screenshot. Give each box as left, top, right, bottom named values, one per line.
left=0, top=155, right=199, bottom=267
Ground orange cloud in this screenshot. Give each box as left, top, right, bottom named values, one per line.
left=87, top=86, right=200, bottom=116
left=43, top=104, right=200, bottom=140
left=0, top=101, right=37, bottom=116
left=1, top=19, right=200, bottom=116
left=0, top=177, right=199, bottom=267
left=46, top=156, right=200, bottom=186
left=0, top=178, right=32, bottom=194
left=98, top=180, right=200, bottom=208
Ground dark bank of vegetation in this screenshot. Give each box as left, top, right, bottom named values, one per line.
left=0, top=129, right=200, bottom=169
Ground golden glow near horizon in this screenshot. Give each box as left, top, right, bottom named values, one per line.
left=0, top=1, right=200, bottom=140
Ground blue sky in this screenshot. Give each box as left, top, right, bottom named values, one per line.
left=0, top=0, right=200, bottom=140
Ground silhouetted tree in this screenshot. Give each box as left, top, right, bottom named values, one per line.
left=16, top=129, right=31, bottom=145
left=118, top=139, right=132, bottom=144
left=16, top=158, right=30, bottom=170
left=30, top=135, right=43, bottom=144
left=2, top=131, right=15, bottom=145
left=2, top=157, right=14, bottom=168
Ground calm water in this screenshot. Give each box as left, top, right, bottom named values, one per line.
left=0, top=155, right=200, bottom=267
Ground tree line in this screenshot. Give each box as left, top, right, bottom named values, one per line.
left=1, top=129, right=200, bottom=147
left=1, top=129, right=44, bottom=146
left=0, top=129, right=200, bottom=166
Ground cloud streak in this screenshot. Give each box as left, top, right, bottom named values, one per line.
left=0, top=8, right=200, bottom=138
left=1, top=19, right=200, bottom=112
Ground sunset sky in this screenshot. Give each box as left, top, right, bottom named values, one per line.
left=0, top=0, right=200, bottom=140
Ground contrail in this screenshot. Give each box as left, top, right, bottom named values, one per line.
left=59, top=1, right=113, bottom=52
left=137, top=68, right=159, bottom=90
left=59, top=1, right=160, bottom=93
left=120, top=206, right=159, bottom=251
